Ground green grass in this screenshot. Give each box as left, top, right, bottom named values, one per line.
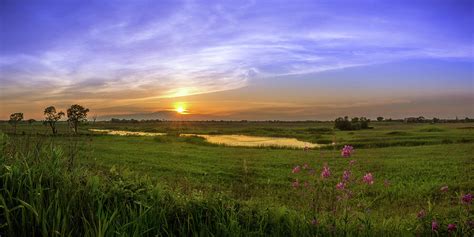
left=1, top=121, right=473, bottom=236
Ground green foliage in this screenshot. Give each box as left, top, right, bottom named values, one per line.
left=67, top=104, right=90, bottom=134
left=335, top=116, right=371, bottom=131
left=0, top=135, right=324, bottom=236
left=44, top=106, right=65, bottom=135
left=8, top=112, right=23, bottom=134
left=0, top=121, right=473, bottom=235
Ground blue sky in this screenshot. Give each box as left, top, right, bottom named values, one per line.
left=0, top=0, right=473, bottom=120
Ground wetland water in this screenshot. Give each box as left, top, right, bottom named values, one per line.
left=90, top=129, right=320, bottom=148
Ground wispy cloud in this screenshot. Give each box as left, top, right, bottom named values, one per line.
left=0, top=0, right=472, bottom=118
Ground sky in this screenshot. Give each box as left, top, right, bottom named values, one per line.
left=0, top=0, right=473, bottom=120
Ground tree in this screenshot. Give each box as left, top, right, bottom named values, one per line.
left=44, top=106, right=65, bottom=135
left=67, top=104, right=89, bottom=134
left=9, top=112, right=23, bottom=134
left=335, top=116, right=371, bottom=131
left=377, top=116, right=384, bottom=122
left=360, top=117, right=370, bottom=129
left=334, top=116, right=352, bottom=130
left=92, top=114, right=97, bottom=124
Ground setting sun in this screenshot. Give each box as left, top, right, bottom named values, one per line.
left=174, top=102, right=188, bottom=114
left=176, top=106, right=185, bottom=114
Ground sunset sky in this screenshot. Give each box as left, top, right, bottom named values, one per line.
left=1, top=0, right=473, bottom=120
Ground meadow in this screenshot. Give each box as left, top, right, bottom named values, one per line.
left=1, top=121, right=473, bottom=236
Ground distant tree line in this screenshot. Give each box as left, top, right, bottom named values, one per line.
left=7, top=104, right=89, bottom=135
left=334, top=116, right=371, bottom=131
left=375, top=116, right=474, bottom=123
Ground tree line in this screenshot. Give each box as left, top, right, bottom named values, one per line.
left=334, top=116, right=371, bottom=131
left=8, top=104, right=89, bottom=135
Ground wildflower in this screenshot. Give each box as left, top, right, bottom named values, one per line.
left=349, top=160, right=356, bottom=165
left=447, top=223, right=456, bottom=232
left=336, top=182, right=345, bottom=190
left=363, top=173, right=374, bottom=185
left=417, top=210, right=426, bottom=219
left=462, top=193, right=472, bottom=205
left=341, top=145, right=354, bottom=157
left=431, top=221, right=439, bottom=231
left=342, top=170, right=351, bottom=181
left=321, top=164, right=331, bottom=179
left=311, top=219, right=318, bottom=225
left=292, top=179, right=300, bottom=188
left=303, top=163, right=309, bottom=169
left=440, top=186, right=449, bottom=192
left=292, top=165, right=301, bottom=174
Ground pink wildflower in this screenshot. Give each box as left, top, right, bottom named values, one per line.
left=349, top=160, right=356, bottom=165
left=292, top=179, right=300, bottom=188
left=417, top=210, right=426, bottom=219
left=303, top=163, right=309, bottom=169
left=336, top=182, right=345, bottom=190
left=431, top=221, right=439, bottom=231
left=440, top=186, right=449, bottom=192
left=447, top=223, right=457, bottom=232
left=363, top=173, right=374, bottom=185
left=321, top=164, right=331, bottom=179
left=342, top=170, right=351, bottom=181
left=341, top=145, right=354, bottom=158
left=292, top=165, right=301, bottom=174
left=462, top=193, right=472, bottom=205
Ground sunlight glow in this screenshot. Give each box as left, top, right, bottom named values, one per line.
left=174, top=102, right=188, bottom=114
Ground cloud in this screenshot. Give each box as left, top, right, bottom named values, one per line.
left=0, top=0, right=472, bottom=116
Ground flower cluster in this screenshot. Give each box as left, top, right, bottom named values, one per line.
left=341, top=145, right=354, bottom=157
left=292, top=165, right=301, bottom=174
left=321, top=164, right=331, bottom=179
left=363, top=173, right=374, bottom=185
left=462, top=193, right=472, bottom=205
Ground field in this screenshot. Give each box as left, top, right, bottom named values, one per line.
left=1, top=121, right=473, bottom=236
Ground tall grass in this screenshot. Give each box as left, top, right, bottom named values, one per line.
left=1, top=133, right=472, bottom=236
left=0, top=133, right=325, bottom=236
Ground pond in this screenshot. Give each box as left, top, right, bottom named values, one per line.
left=89, top=129, right=166, bottom=136
left=181, top=134, right=320, bottom=148
left=89, top=129, right=320, bottom=148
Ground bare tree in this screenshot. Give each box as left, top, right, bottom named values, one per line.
left=9, top=112, right=23, bottom=134
left=44, top=106, right=65, bottom=135
left=92, top=114, right=97, bottom=124
left=67, top=104, right=89, bottom=134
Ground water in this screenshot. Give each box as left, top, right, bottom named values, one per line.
left=89, top=129, right=320, bottom=148
left=181, top=134, right=320, bottom=148
left=89, top=129, right=166, bottom=136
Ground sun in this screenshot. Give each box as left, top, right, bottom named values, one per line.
left=174, top=102, right=188, bottom=114
left=176, top=106, right=185, bottom=114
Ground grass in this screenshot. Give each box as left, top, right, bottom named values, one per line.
left=1, top=121, right=473, bottom=236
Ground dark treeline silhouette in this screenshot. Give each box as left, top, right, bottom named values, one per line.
left=334, top=116, right=371, bottom=131
left=6, top=104, right=89, bottom=135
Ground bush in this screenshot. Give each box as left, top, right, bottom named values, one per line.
left=334, top=116, right=371, bottom=131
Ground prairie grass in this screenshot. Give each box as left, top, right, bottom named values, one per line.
left=1, top=121, right=473, bottom=236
